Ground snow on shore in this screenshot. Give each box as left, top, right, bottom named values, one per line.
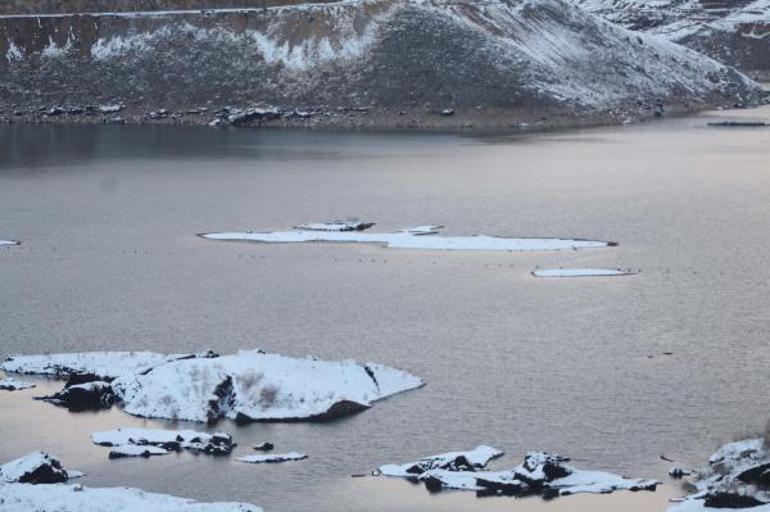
left=668, top=438, right=770, bottom=511
left=0, top=483, right=263, bottom=511
left=378, top=449, right=658, bottom=498
left=92, top=428, right=235, bottom=457
left=1, top=350, right=424, bottom=423
left=199, top=224, right=614, bottom=252
left=532, top=268, right=637, bottom=278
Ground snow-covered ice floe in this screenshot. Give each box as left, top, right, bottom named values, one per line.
left=199, top=224, right=616, bottom=252
left=531, top=268, right=637, bottom=278
left=0, top=452, right=81, bottom=484
left=0, top=377, right=35, bottom=391
left=668, top=438, right=770, bottom=511
left=237, top=452, right=307, bottom=464
left=1, top=350, right=424, bottom=423
left=92, top=428, right=235, bottom=458
left=0, top=240, right=20, bottom=246
left=377, top=449, right=658, bottom=498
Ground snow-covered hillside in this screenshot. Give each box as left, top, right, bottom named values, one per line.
left=0, top=0, right=763, bottom=129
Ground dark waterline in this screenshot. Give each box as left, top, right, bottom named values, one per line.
left=1, top=107, right=769, bottom=511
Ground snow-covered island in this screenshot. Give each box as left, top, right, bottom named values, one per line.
left=532, top=268, right=638, bottom=278
left=0, top=452, right=262, bottom=511
left=199, top=223, right=616, bottom=252
left=1, top=350, right=424, bottom=423
left=668, top=437, right=770, bottom=511
left=377, top=447, right=658, bottom=498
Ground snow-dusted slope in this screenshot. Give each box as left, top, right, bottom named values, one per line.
left=1, top=350, right=424, bottom=423
left=0, top=0, right=763, bottom=128
left=572, top=0, right=770, bottom=76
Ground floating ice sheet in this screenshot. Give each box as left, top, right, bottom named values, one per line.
left=0, top=378, right=35, bottom=391
left=199, top=224, right=615, bottom=252
left=237, top=452, right=307, bottom=464
left=0, top=240, right=20, bottom=246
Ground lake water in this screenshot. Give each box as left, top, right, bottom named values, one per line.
left=1, top=106, right=769, bottom=511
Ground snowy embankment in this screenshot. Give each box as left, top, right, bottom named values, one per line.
left=200, top=223, right=615, bottom=252
left=1, top=350, right=424, bottom=423
left=377, top=447, right=658, bottom=498
left=668, top=438, right=770, bottom=511
left=92, top=428, right=235, bottom=458
left=0, top=452, right=261, bottom=511
left=532, top=268, right=637, bottom=278
left=0, top=0, right=764, bottom=129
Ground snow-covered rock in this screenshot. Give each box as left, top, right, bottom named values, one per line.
left=253, top=442, right=274, bottom=451
left=92, top=428, right=235, bottom=458
left=39, top=380, right=115, bottom=411
left=377, top=445, right=504, bottom=477
left=237, top=452, right=307, bottom=464
left=293, top=220, right=376, bottom=232
left=2, top=350, right=424, bottom=424
left=532, top=268, right=637, bottom=278
left=379, top=449, right=657, bottom=498
left=668, top=438, right=770, bottom=511
left=0, top=452, right=79, bottom=484
left=200, top=224, right=615, bottom=252
left=0, top=482, right=263, bottom=511
left=0, top=377, right=35, bottom=391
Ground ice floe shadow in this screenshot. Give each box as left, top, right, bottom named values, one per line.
left=531, top=268, right=638, bottom=278
left=198, top=220, right=617, bottom=253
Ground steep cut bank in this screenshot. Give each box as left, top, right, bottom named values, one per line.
left=0, top=0, right=764, bottom=130
left=573, top=0, right=770, bottom=79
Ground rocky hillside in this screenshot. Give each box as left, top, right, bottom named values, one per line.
left=0, top=0, right=764, bottom=129
left=573, top=0, right=770, bottom=78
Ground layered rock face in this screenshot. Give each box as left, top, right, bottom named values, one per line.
left=0, top=0, right=764, bottom=129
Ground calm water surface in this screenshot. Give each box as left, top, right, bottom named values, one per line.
left=1, top=107, right=769, bottom=511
